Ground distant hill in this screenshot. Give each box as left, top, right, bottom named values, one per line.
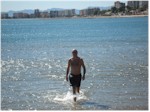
left=21, top=9, right=34, bottom=14
left=47, top=8, right=64, bottom=11
left=100, top=6, right=112, bottom=10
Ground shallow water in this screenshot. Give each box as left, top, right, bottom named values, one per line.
left=1, top=17, right=148, bottom=110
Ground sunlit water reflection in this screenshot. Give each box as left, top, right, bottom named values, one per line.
left=1, top=17, right=148, bottom=110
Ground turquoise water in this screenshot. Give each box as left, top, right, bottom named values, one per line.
left=1, top=17, right=148, bottom=110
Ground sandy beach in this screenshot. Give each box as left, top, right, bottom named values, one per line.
left=41, top=14, right=148, bottom=19
left=79, top=15, right=148, bottom=19
left=2, top=14, right=148, bottom=20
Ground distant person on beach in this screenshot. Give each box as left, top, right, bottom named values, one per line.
left=66, top=49, right=86, bottom=102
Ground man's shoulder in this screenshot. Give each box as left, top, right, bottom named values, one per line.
left=78, top=57, right=83, bottom=62
left=78, top=57, right=84, bottom=61
left=68, top=58, right=73, bottom=61
left=68, top=57, right=84, bottom=61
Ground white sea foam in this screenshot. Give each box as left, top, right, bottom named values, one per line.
left=54, top=90, right=87, bottom=104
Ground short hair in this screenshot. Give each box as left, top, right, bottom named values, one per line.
left=72, top=49, right=78, bottom=53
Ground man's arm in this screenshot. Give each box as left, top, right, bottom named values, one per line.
left=66, top=59, right=70, bottom=81
left=81, top=59, right=86, bottom=80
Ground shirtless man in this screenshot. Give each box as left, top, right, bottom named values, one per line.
left=66, top=49, right=86, bottom=102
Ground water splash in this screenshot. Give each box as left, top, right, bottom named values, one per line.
left=54, top=90, right=88, bottom=104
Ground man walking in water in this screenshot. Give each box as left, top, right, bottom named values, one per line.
left=66, top=49, right=86, bottom=102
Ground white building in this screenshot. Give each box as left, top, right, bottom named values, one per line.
left=40, top=11, right=49, bottom=18
left=127, top=1, right=139, bottom=8
left=115, top=1, right=125, bottom=9
left=139, top=1, right=148, bottom=8
left=80, top=9, right=88, bottom=16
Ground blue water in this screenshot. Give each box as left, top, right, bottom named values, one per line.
left=1, top=17, right=148, bottom=110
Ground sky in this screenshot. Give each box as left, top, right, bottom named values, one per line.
left=1, top=0, right=128, bottom=12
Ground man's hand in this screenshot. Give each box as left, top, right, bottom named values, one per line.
left=66, top=59, right=70, bottom=82
left=66, top=75, right=68, bottom=81
left=82, top=75, right=85, bottom=80
left=81, top=59, right=86, bottom=80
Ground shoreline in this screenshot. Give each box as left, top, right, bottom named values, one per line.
left=81, top=15, right=148, bottom=19
left=1, top=15, right=148, bottom=20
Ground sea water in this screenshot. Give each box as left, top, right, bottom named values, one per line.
left=1, top=17, right=148, bottom=110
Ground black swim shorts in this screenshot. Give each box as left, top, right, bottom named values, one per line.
left=69, top=74, right=81, bottom=87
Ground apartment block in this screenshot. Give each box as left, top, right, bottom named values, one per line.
left=115, top=1, right=125, bottom=9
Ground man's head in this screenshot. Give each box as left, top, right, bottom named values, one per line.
left=72, top=49, right=78, bottom=57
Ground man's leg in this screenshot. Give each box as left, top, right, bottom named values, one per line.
left=76, top=87, right=80, bottom=93
left=73, top=87, right=76, bottom=102
left=73, top=87, right=76, bottom=94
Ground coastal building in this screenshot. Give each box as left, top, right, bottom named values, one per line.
left=29, top=14, right=35, bottom=18
left=13, top=12, right=29, bottom=18
left=50, top=11, right=58, bottom=17
left=139, top=1, right=148, bottom=8
left=64, top=10, right=72, bottom=17
left=34, top=9, right=40, bottom=18
left=115, top=1, right=125, bottom=9
left=87, top=7, right=100, bottom=16
left=71, top=9, right=76, bottom=16
left=80, top=7, right=100, bottom=16
left=80, top=9, right=88, bottom=16
left=58, top=10, right=65, bottom=17
left=13, top=12, right=24, bottom=18
left=58, top=9, right=75, bottom=17
left=62, top=9, right=75, bottom=17
left=64, top=10, right=69, bottom=17
left=87, top=8, right=95, bottom=16
left=23, top=13, right=30, bottom=18
left=127, top=1, right=139, bottom=9
left=1, top=12, right=9, bottom=19
left=40, top=11, right=49, bottom=18
left=127, top=1, right=148, bottom=9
